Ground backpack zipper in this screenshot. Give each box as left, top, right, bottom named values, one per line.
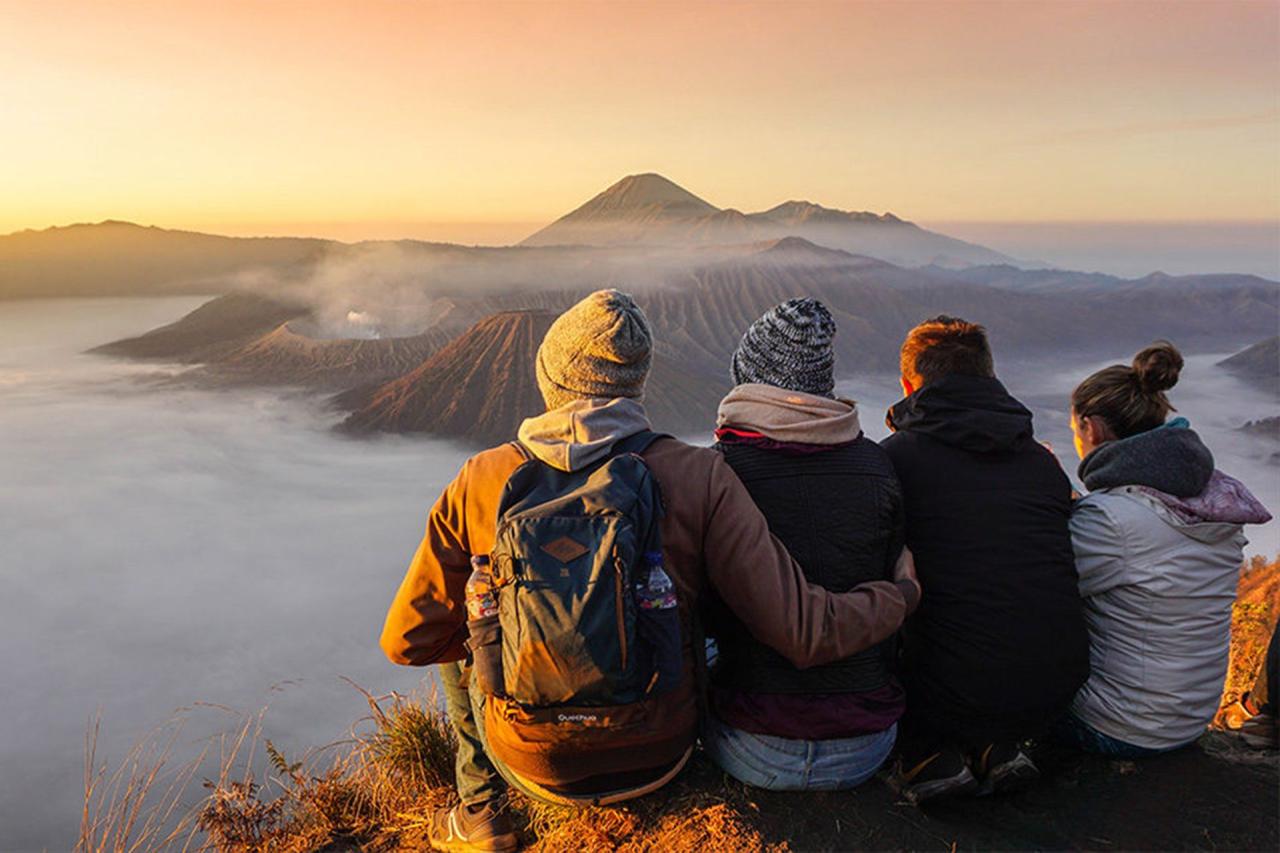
left=614, top=553, right=628, bottom=671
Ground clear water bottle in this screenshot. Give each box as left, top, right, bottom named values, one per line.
left=637, top=551, right=678, bottom=610
left=465, top=555, right=504, bottom=696
left=635, top=550, right=682, bottom=693
left=465, top=555, right=499, bottom=620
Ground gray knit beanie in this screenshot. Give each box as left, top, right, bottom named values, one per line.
left=536, top=289, right=653, bottom=409
left=731, top=298, right=836, bottom=397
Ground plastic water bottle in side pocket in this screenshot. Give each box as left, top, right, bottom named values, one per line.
left=465, top=555, right=504, bottom=696
left=634, top=550, right=682, bottom=694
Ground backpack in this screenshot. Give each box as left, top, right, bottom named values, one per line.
left=484, top=431, right=680, bottom=712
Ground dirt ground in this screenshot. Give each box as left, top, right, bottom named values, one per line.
left=733, top=733, right=1277, bottom=851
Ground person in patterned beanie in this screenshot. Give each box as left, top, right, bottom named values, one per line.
left=705, top=297, right=913, bottom=792
left=730, top=297, right=836, bottom=398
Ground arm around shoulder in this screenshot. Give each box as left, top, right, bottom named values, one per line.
left=700, top=452, right=911, bottom=670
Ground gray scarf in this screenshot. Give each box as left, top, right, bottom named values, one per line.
left=1078, top=418, right=1215, bottom=498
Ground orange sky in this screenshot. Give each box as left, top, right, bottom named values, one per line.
left=1, top=0, right=1277, bottom=243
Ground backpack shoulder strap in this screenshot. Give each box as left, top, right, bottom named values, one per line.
left=613, top=430, right=671, bottom=458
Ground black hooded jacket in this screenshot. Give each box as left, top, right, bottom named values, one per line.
left=881, top=375, right=1090, bottom=744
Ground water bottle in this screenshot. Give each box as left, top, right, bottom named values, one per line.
left=634, top=550, right=682, bottom=694
left=465, top=555, right=504, bottom=696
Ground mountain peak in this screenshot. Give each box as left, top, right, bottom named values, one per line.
left=519, top=174, right=1006, bottom=264
left=520, top=174, right=721, bottom=246
left=583, top=173, right=719, bottom=216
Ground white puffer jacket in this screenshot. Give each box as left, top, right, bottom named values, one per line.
left=1070, top=472, right=1268, bottom=749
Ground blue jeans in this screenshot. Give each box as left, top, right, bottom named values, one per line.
left=704, top=715, right=897, bottom=791
left=1052, top=713, right=1189, bottom=759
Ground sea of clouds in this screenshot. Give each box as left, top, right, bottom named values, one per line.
left=0, top=297, right=469, bottom=849
left=0, top=297, right=1274, bottom=849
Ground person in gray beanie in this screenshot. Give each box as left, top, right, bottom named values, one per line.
left=731, top=297, right=836, bottom=398
left=705, top=298, right=911, bottom=793
left=381, top=289, right=919, bottom=849
left=535, top=288, right=653, bottom=408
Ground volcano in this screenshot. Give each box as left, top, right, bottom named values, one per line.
left=338, top=310, right=727, bottom=444
left=520, top=173, right=727, bottom=248
left=520, top=173, right=1015, bottom=267
left=213, top=321, right=459, bottom=388
left=88, top=292, right=308, bottom=362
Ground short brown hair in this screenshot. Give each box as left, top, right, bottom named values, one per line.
left=1071, top=341, right=1182, bottom=439
left=900, top=315, right=995, bottom=386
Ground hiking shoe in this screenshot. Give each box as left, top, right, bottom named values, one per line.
left=427, top=799, right=520, bottom=853
left=891, top=746, right=979, bottom=804
left=972, top=742, right=1040, bottom=796
left=1238, top=712, right=1279, bottom=750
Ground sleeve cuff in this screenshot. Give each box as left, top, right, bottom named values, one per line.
left=895, top=579, right=921, bottom=615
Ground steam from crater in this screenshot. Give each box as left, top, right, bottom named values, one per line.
left=344, top=310, right=382, bottom=339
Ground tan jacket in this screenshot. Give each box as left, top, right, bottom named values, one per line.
left=380, top=398, right=919, bottom=785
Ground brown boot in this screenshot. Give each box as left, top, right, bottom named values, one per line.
left=427, top=798, right=520, bottom=853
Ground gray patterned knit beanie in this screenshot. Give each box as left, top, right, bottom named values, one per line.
left=731, top=298, right=836, bottom=397
left=536, top=289, right=653, bottom=409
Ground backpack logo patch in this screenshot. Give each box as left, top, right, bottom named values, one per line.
left=541, top=535, right=589, bottom=564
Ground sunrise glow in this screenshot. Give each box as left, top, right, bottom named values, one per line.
left=2, top=0, right=1277, bottom=242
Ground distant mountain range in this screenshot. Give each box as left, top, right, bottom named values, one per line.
left=12, top=171, right=1276, bottom=445
left=0, top=220, right=327, bottom=299
left=7, top=174, right=1278, bottom=301
left=92, top=235, right=1278, bottom=444
left=521, top=173, right=1016, bottom=267
left=1, top=173, right=1025, bottom=301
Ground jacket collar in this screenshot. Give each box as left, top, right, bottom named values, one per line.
left=516, top=397, right=651, bottom=472
left=886, top=374, right=1033, bottom=454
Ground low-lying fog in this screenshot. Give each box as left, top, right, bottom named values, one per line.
left=0, top=298, right=462, bottom=850
left=0, top=297, right=1275, bottom=849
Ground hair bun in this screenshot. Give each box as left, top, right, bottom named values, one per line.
left=1132, top=340, right=1183, bottom=394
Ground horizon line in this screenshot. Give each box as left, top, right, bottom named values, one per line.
left=6, top=216, right=1280, bottom=244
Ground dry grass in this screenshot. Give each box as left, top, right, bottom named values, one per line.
left=192, top=685, right=457, bottom=852
left=81, top=681, right=778, bottom=852
left=1218, top=556, right=1279, bottom=712
left=82, top=559, right=1280, bottom=852
left=77, top=712, right=206, bottom=852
